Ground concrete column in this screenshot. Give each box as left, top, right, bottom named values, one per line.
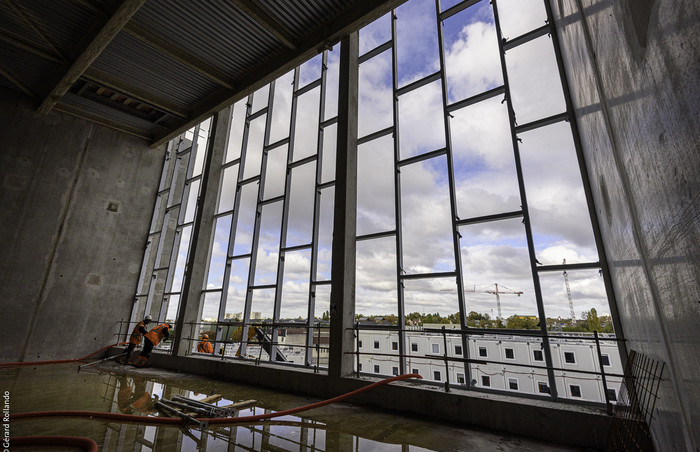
left=172, top=107, right=230, bottom=356
left=328, top=32, right=359, bottom=378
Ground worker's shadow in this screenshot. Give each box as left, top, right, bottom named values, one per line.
left=117, top=375, right=159, bottom=415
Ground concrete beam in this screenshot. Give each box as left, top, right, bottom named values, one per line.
left=172, top=107, right=230, bottom=356
left=328, top=32, right=358, bottom=379
left=37, top=0, right=146, bottom=114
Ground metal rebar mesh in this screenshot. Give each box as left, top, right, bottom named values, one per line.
left=607, top=349, right=665, bottom=451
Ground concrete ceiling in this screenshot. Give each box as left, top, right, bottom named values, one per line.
left=0, top=0, right=403, bottom=146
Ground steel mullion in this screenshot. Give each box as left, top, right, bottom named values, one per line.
left=456, top=210, right=523, bottom=227
left=271, top=66, right=299, bottom=361
left=503, top=24, right=550, bottom=51
left=320, top=117, right=338, bottom=129
left=230, top=95, right=254, bottom=356
left=395, top=71, right=441, bottom=97
left=318, top=180, right=335, bottom=191
left=357, top=229, right=397, bottom=242
left=537, top=262, right=601, bottom=272
left=265, top=137, right=290, bottom=151
left=541, top=0, right=628, bottom=367
left=515, top=112, right=569, bottom=134
left=491, top=0, right=559, bottom=401
left=289, top=154, right=317, bottom=169
left=358, top=40, right=392, bottom=64
left=254, top=81, right=280, bottom=362
left=294, top=77, right=322, bottom=97
left=282, top=243, right=312, bottom=253
left=439, top=0, right=481, bottom=21
left=397, top=147, right=448, bottom=167
left=446, top=85, right=506, bottom=113
left=390, top=10, right=407, bottom=376
left=163, top=123, right=202, bottom=322
left=400, top=271, right=457, bottom=280
left=306, top=49, right=329, bottom=368
left=357, top=125, right=394, bottom=145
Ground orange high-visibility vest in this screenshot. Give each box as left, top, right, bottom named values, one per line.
left=129, top=321, right=147, bottom=345
left=144, top=323, right=169, bottom=346
left=197, top=339, right=213, bottom=354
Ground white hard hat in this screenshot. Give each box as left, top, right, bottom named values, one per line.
left=144, top=315, right=152, bottom=321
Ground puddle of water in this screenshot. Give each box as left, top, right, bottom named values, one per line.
left=1, top=362, right=576, bottom=451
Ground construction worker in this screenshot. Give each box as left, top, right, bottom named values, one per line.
left=132, top=322, right=172, bottom=367
left=197, top=334, right=214, bottom=354
left=118, top=315, right=152, bottom=364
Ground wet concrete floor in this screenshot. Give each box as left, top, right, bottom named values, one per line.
left=1, top=361, right=590, bottom=451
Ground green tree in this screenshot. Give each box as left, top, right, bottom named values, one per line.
left=585, top=308, right=602, bottom=332
left=322, top=310, right=330, bottom=321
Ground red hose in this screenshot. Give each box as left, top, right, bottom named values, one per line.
left=10, top=436, right=98, bottom=452
left=0, top=342, right=127, bottom=368
left=12, top=373, right=422, bottom=426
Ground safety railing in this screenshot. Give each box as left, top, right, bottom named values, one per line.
left=350, top=323, right=625, bottom=413
left=116, top=319, right=331, bottom=373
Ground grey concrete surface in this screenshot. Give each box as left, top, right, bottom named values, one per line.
left=129, top=350, right=612, bottom=449
left=0, top=87, right=164, bottom=362
left=550, top=0, right=700, bottom=450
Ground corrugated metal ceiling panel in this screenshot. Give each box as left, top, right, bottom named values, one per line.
left=132, top=0, right=284, bottom=78
left=92, top=32, right=220, bottom=108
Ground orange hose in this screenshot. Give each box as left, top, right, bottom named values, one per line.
left=0, top=342, right=127, bottom=368
left=12, top=373, right=422, bottom=426
left=10, top=435, right=98, bottom=452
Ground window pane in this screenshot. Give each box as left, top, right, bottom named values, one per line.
left=504, top=36, right=565, bottom=125
left=316, top=187, right=334, bottom=281
left=396, top=0, right=439, bottom=86
left=359, top=50, right=393, bottom=137
left=286, top=163, right=316, bottom=247
left=269, top=70, right=294, bottom=144
left=206, top=215, right=232, bottom=290
left=496, top=0, right=547, bottom=40
left=459, top=218, right=537, bottom=324
left=217, top=165, right=239, bottom=214
left=398, top=80, right=445, bottom=159
left=324, top=47, right=340, bottom=121
left=225, top=100, right=247, bottom=163
left=263, top=144, right=288, bottom=200
left=519, top=122, right=598, bottom=264
left=170, top=225, right=192, bottom=293
left=359, top=12, right=391, bottom=56
left=225, top=258, right=249, bottom=320
left=450, top=96, right=520, bottom=218
left=254, top=202, right=282, bottom=286
left=356, top=237, right=398, bottom=318
left=299, top=53, right=322, bottom=88
left=251, top=84, right=269, bottom=113
left=293, top=88, right=320, bottom=161
left=200, top=291, right=221, bottom=323
left=280, top=249, right=311, bottom=320
left=357, top=135, right=395, bottom=236
left=232, top=183, right=257, bottom=256
left=443, top=0, right=502, bottom=103
left=400, top=158, right=454, bottom=274
left=242, top=114, right=266, bottom=179
left=320, top=123, right=337, bottom=184
left=182, top=179, right=200, bottom=224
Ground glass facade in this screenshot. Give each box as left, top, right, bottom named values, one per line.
left=132, top=0, right=621, bottom=406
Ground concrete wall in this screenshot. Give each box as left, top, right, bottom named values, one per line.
left=549, top=1, right=699, bottom=450
left=0, top=88, right=164, bottom=362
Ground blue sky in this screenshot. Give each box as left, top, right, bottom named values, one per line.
left=190, top=0, right=609, bottom=324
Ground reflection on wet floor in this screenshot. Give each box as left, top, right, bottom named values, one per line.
left=1, top=362, right=582, bottom=451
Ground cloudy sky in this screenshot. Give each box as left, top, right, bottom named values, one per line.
left=185, top=0, right=610, bottom=325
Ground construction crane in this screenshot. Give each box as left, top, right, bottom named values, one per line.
left=442, top=283, right=523, bottom=321
left=562, top=259, right=575, bottom=320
